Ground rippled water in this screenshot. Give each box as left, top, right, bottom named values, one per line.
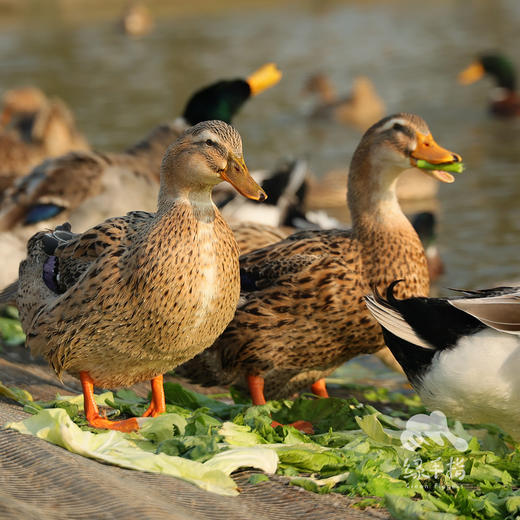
left=1, top=0, right=519, bottom=291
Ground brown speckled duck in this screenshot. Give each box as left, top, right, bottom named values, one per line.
left=0, top=88, right=89, bottom=193
left=12, top=120, right=266, bottom=431
left=179, top=114, right=462, bottom=408
left=303, top=73, right=386, bottom=131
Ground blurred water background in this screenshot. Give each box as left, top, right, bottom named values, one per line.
left=0, top=0, right=519, bottom=293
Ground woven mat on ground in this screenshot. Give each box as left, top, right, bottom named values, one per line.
left=0, top=350, right=391, bottom=520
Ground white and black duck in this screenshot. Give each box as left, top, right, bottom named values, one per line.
left=365, top=281, right=520, bottom=439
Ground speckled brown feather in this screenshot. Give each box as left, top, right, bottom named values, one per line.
left=232, top=222, right=291, bottom=254
left=16, top=121, right=252, bottom=389
left=179, top=114, right=452, bottom=399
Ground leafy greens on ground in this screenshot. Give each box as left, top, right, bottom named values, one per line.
left=2, top=380, right=519, bottom=518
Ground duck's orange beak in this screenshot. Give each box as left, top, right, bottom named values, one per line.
left=220, top=152, right=267, bottom=201
left=247, top=63, right=282, bottom=96
left=411, top=132, right=462, bottom=183
left=458, top=61, right=485, bottom=85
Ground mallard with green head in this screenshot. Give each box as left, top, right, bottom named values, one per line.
left=458, top=53, right=520, bottom=117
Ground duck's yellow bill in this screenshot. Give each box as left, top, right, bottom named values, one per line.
left=221, top=152, right=267, bottom=201
left=458, top=61, right=485, bottom=85
left=247, top=63, right=282, bottom=96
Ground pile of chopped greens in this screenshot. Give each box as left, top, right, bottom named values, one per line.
left=2, top=380, right=519, bottom=518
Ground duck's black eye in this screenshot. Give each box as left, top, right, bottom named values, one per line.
left=205, top=139, right=216, bottom=147
left=393, top=122, right=406, bottom=132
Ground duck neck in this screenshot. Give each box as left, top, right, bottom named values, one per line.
left=348, top=150, right=411, bottom=233
left=157, top=183, right=216, bottom=223
left=347, top=148, right=428, bottom=295
left=491, top=65, right=516, bottom=91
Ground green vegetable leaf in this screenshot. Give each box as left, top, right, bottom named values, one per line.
left=416, top=159, right=464, bottom=174
left=6, top=409, right=275, bottom=496
left=0, top=311, right=25, bottom=346
left=248, top=473, right=270, bottom=485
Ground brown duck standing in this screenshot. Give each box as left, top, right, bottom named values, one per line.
left=179, top=114, right=462, bottom=417
left=12, top=120, right=266, bottom=431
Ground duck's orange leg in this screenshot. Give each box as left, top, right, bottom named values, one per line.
left=311, top=378, right=329, bottom=398
left=247, top=374, right=267, bottom=405
left=247, top=374, right=314, bottom=434
left=142, top=375, right=166, bottom=417
left=80, top=371, right=139, bottom=432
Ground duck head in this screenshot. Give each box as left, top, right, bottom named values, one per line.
left=159, top=120, right=266, bottom=203
left=0, top=86, right=47, bottom=128
left=348, top=114, right=462, bottom=215
left=183, top=63, right=282, bottom=125
left=357, top=113, right=461, bottom=182
left=458, top=53, right=516, bottom=91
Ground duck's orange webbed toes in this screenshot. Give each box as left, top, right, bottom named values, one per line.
left=271, top=419, right=314, bottom=434
left=80, top=371, right=140, bottom=432
left=87, top=415, right=140, bottom=432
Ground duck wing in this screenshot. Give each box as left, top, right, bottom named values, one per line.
left=0, top=151, right=106, bottom=230
left=240, top=254, right=319, bottom=293
left=449, top=286, right=520, bottom=334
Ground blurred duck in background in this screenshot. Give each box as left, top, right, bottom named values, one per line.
left=120, top=1, right=154, bottom=37
left=303, top=73, right=386, bottom=131
left=0, top=64, right=282, bottom=290
left=365, top=282, right=520, bottom=440
left=2, top=120, right=266, bottom=431
left=458, top=53, right=520, bottom=117
left=0, top=87, right=89, bottom=193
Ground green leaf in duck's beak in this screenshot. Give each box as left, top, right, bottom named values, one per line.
left=220, top=152, right=267, bottom=202
left=411, top=132, right=463, bottom=183
left=415, top=159, right=465, bottom=183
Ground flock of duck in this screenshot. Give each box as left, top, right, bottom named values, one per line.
left=0, top=52, right=519, bottom=439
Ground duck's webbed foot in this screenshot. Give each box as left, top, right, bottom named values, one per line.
left=80, top=371, right=140, bottom=432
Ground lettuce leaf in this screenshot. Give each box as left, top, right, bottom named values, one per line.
left=6, top=408, right=277, bottom=496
